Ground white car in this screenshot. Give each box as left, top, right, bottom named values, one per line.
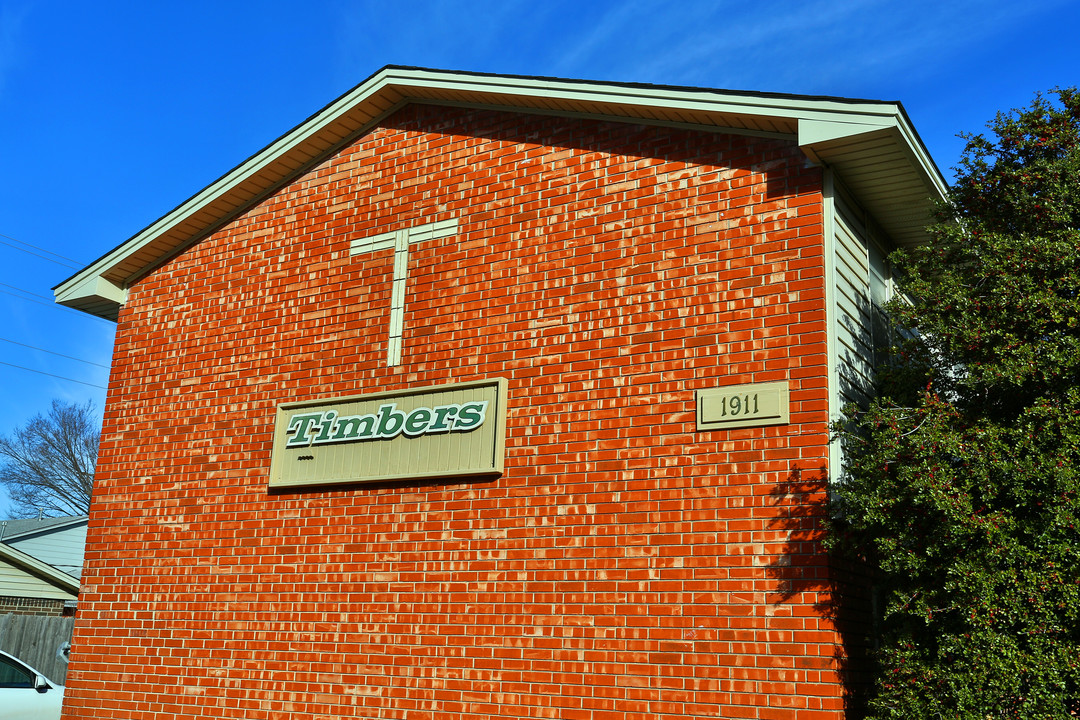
left=0, top=650, right=64, bottom=720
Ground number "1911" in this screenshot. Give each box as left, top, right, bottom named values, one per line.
left=719, top=393, right=760, bottom=417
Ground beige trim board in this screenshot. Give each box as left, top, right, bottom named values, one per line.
left=350, top=218, right=461, bottom=366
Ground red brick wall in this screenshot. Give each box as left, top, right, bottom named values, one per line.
left=65, top=105, right=841, bottom=719
left=0, top=596, right=66, bottom=616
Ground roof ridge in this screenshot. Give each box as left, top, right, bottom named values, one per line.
left=54, top=67, right=946, bottom=320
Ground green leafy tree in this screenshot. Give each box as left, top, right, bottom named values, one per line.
left=830, top=89, right=1080, bottom=718
left=0, top=400, right=98, bottom=518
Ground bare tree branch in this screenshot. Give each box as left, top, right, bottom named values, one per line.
left=0, top=400, right=98, bottom=517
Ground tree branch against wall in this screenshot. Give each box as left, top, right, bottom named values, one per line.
left=0, top=400, right=98, bottom=518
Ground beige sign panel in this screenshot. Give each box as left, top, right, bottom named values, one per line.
left=269, top=378, right=508, bottom=488
left=696, top=381, right=790, bottom=430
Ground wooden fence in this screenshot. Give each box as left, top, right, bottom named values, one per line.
left=0, top=613, right=74, bottom=685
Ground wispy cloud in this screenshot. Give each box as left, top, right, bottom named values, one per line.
left=547, top=0, right=655, bottom=78
left=0, top=3, right=30, bottom=99
left=541, top=0, right=1075, bottom=95
left=329, top=0, right=566, bottom=85
left=546, top=0, right=877, bottom=87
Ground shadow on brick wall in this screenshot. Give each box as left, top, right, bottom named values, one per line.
left=384, top=104, right=807, bottom=204
left=765, top=464, right=875, bottom=720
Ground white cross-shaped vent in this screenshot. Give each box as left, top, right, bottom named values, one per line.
left=349, top=218, right=459, bottom=366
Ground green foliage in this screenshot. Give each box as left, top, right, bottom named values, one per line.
left=830, top=89, right=1080, bottom=719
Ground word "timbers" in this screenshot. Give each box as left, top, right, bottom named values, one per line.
left=285, top=401, right=488, bottom=448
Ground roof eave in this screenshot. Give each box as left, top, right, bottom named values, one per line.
left=1, top=515, right=90, bottom=542
left=799, top=116, right=948, bottom=247
left=54, top=66, right=948, bottom=321
left=0, top=543, right=80, bottom=595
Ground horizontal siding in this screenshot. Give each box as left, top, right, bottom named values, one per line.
left=0, top=561, right=76, bottom=601
left=7, top=524, right=87, bottom=580
left=834, top=197, right=875, bottom=409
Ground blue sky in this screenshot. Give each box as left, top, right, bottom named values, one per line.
left=0, top=0, right=1077, bottom=515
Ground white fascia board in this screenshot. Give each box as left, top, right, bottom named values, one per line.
left=385, top=68, right=913, bottom=128
left=798, top=118, right=896, bottom=146
left=798, top=116, right=948, bottom=199
left=54, top=66, right=945, bottom=320
left=54, top=273, right=127, bottom=311
left=0, top=543, right=80, bottom=594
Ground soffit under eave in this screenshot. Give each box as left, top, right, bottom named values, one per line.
left=390, top=81, right=802, bottom=135
left=382, top=69, right=915, bottom=133
left=56, top=70, right=943, bottom=319
left=801, top=123, right=946, bottom=247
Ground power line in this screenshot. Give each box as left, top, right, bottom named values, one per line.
left=0, top=360, right=106, bottom=389
left=0, top=232, right=84, bottom=269
left=0, top=337, right=110, bottom=369
left=0, top=231, right=83, bottom=262
left=0, top=287, right=114, bottom=325
left=0, top=282, right=51, bottom=301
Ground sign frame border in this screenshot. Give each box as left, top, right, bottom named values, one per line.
left=695, top=380, right=790, bottom=431
left=269, top=377, right=509, bottom=488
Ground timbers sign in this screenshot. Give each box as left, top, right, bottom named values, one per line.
left=285, top=401, right=489, bottom=447
left=269, top=378, right=507, bottom=488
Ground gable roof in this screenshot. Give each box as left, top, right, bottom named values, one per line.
left=0, top=515, right=88, bottom=542
left=55, top=66, right=948, bottom=321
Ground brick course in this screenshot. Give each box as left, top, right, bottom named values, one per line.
left=0, top=596, right=66, bottom=616
left=64, top=105, right=849, bottom=719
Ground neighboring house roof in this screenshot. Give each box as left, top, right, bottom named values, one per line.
left=54, top=66, right=949, bottom=321
left=0, top=515, right=88, bottom=541
left=0, top=542, right=79, bottom=600
left=0, top=515, right=88, bottom=580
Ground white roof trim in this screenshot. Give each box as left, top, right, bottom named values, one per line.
left=0, top=543, right=80, bottom=594
left=55, top=66, right=947, bottom=321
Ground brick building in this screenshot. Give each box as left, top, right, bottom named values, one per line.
left=55, top=68, right=945, bottom=719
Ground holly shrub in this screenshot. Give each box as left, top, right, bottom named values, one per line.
left=830, top=89, right=1080, bottom=719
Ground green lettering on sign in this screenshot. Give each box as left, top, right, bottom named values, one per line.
left=285, top=400, right=489, bottom=448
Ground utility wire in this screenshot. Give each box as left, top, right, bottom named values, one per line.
left=0, top=337, right=110, bottom=369
left=0, top=282, right=51, bottom=301
left=0, top=232, right=84, bottom=269
left=0, top=287, right=114, bottom=325
left=0, top=360, right=106, bottom=389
